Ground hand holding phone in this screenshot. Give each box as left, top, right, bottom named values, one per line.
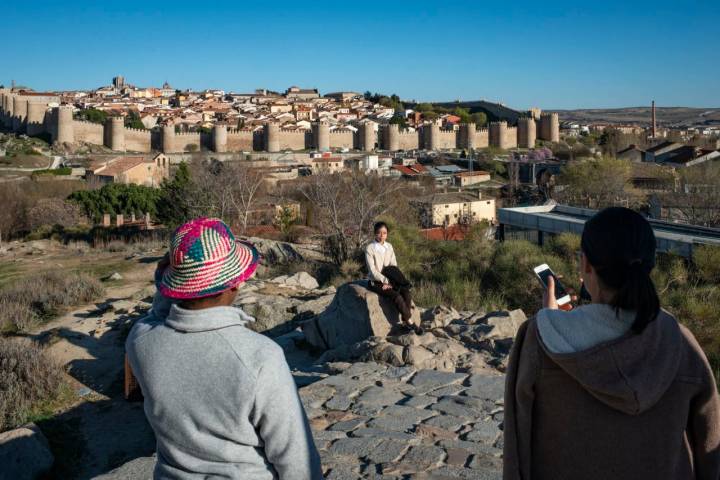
left=534, top=264, right=571, bottom=309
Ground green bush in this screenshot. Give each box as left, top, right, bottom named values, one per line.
left=31, top=167, right=72, bottom=178
left=68, top=183, right=162, bottom=223
left=548, top=232, right=581, bottom=259
left=0, top=337, right=67, bottom=432
left=694, top=245, right=720, bottom=284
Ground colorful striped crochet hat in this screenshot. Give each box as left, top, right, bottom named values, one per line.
left=158, top=217, right=259, bottom=300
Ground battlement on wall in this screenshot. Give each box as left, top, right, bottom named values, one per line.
left=227, top=128, right=254, bottom=134
left=72, top=119, right=104, bottom=129
left=174, top=132, right=201, bottom=137
left=330, top=129, right=353, bottom=134
left=124, top=127, right=150, bottom=135
left=279, top=128, right=308, bottom=133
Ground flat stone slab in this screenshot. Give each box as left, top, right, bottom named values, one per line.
left=409, top=370, right=468, bottom=394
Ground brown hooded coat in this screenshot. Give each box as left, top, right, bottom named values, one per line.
left=503, top=310, right=720, bottom=480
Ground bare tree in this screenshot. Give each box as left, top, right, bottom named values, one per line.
left=26, top=199, right=88, bottom=231
left=657, top=164, right=720, bottom=226
left=0, top=184, right=27, bottom=244
left=556, top=157, right=638, bottom=209
left=186, top=159, right=265, bottom=232
left=296, top=170, right=405, bottom=264
left=225, top=163, right=265, bottom=233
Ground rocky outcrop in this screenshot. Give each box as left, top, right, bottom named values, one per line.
left=0, top=423, right=54, bottom=480
left=301, top=281, right=422, bottom=351
left=242, top=236, right=326, bottom=264
left=233, top=273, right=335, bottom=335
left=300, top=281, right=526, bottom=373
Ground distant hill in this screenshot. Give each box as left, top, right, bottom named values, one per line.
left=413, top=100, right=524, bottom=124
left=556, top=107, right=720, bottom=127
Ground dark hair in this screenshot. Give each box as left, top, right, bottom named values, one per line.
left=374, top=221, right=389, bottom=234
left=580, top=207, right=660, bottom=334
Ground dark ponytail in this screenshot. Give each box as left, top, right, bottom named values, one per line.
left=581, top=207, right=660, bottom=333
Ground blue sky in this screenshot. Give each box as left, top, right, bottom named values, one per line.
left=4, top=1, right=719, bottom=109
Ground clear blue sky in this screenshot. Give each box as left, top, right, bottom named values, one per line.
left=4, top=0, right=719, bottom=109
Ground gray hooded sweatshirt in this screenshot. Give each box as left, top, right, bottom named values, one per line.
left=126, top=301, right=323, bottom=480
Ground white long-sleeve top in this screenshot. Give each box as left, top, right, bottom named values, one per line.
left=365, top=241, right=398, bottom=284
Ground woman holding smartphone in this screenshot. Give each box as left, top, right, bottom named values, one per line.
left=504, top=207, right=720, bottom=480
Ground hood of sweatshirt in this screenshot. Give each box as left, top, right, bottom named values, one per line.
left=164, top=304, right=255, bottom=333
left=536, top=305, right=682, bottom=415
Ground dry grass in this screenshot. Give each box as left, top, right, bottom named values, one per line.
left=0, top=271, right=104, bottom=333
left=0, top=337, right=68, bottom=432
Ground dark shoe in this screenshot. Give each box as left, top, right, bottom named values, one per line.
left=413, top=325, right=424, bottom=336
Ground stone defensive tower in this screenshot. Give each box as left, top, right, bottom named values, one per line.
left=384, top=124, right=400, bottom=151
left=1, top=92, right=13, bottom=128
left=489, top=121, right=508, bottom=149
left=517, top=117, right=537, bottom=149
left=12, top=96, right=27, bottom=132
left=26, top=102, right=47, bottom=136
left=265, top=123, right=280, bottom=152
left=162, top=125, right=175, bottom=154
left=213, top=123, right=228, bottom=153
left=539, top=112, right=559, bottom=142
left=56, top=105, right=74, bottom=145
left=359, top=122, right=375, bottom=151
left=460, top=123, right=476, bottom=150
left=313, top=121, right=330, bottom=151
left=425, top=123, right=440, bottom=150
left=107, top=117, right=125, bottom=151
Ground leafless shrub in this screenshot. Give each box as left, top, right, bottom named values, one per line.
left=0, top=337, right=65, bottom=431
left=0, top=300, right=37, bottom=333
left=26, top=199, right=88, bottom=232
left=0, top=272, right=104, bottom=324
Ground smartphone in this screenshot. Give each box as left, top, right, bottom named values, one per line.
left=533, top=264, right=571, bottom=306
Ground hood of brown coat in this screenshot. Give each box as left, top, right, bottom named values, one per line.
left=537, top=310, right=682, bottom=415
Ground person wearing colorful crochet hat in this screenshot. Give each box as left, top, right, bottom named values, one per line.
left=126, top=217, right=322, bottom=480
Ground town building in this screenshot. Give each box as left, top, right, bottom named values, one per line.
left=414, top=191, right=496, bottom=227
left=86, top=153, right=169, bottom=186
left=454, top=170, right=491, bottom=187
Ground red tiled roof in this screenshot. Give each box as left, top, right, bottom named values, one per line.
left=392, top=164, right=427, bottom=176
left=91, top=156, right=148, bottom=177
left=420, top=225, right=468, bottom=241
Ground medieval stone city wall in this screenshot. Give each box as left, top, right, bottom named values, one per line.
left=73, top=120, right=105, bottom=145
left=0, top=99, right=560, bottom=154
left=124, top=127, right=152, bottom=152
left=397, top=131, right=421, bottom=150
left=225, top=128, right=254, bottom=151
left=329, top=129, right=354, bottom=150
left=277, top=129, right=310, bottom=151
left=474, top=128, right=490, bottom=148
left=173, top=132, right=201, bottom=153
left=437, top=130, right=457, bottom=149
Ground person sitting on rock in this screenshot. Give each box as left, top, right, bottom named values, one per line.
left=126, top=217, right=322, bottom=480
left=365, top=221, right=422, bottom=335
left=503, top=207, right=720, bottom=480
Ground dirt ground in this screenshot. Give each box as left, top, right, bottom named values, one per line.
left=1, top=240, right=163, bottom=478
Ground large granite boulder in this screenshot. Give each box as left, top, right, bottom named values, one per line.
left=93, top=455, right=155, bottom=479
left=302, top=281, right=421, bottom=350
left=0, top=423, right=54, bottom=480
left=242, top=236, right=326, bottom=264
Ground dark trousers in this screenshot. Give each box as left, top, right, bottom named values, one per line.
left=368, top=280, right=412, bottom=323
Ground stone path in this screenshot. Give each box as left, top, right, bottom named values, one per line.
left=99, top=362, right=505, bottom=479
